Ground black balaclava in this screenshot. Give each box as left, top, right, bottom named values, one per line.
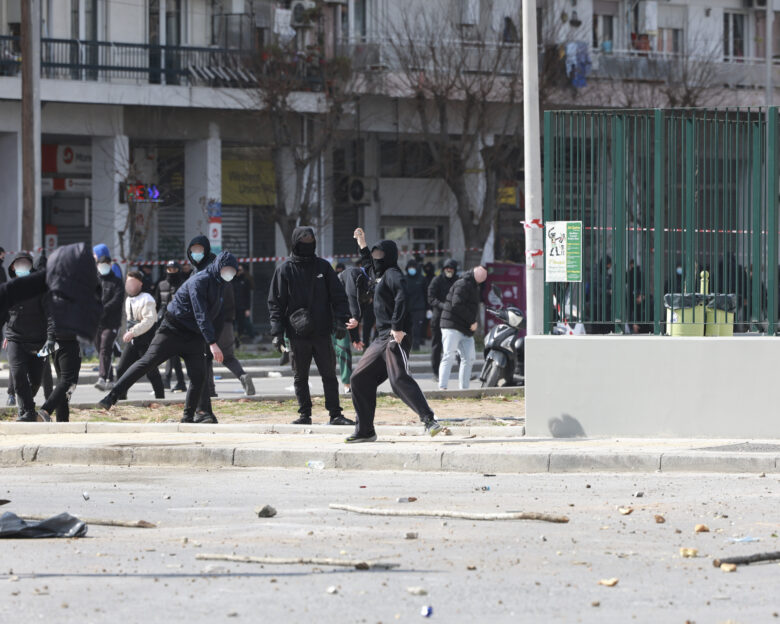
left=291, top=226, right=316, bottom=260
left=371, top=240, right=399, bottom=277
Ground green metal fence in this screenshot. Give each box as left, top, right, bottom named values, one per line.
left=543, top=107, right=779, bottom=335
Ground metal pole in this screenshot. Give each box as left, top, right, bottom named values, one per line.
left=523, top=0, right=544, bottom=335
left=21, top=0, right=42, bottom=252
left=767, top=2, right=773, bottom=107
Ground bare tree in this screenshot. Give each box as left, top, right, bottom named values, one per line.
left=383, top=2, right=524, bottom=262
left=247, top=3, right=356, bottom=243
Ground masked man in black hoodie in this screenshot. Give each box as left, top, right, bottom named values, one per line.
left=98, top=251, right=239, bottom=423
left=3, top=253, right=55, bottom=421
left=427, top=259, right=459, bottom=378
left=346, top=228, right=442, bottom=443
left=155, top=260, right=187, bottom=392
left=268, top=227, right=354, bottom=426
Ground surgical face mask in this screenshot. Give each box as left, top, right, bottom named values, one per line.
left=408, top=268, right=417, bottom=276
left=220, top=268, right=236, bottom=282
left=98, top=263, right=112, bottom=276
left=191, top=251, right=205, bottom=263
left=444, top=269, right=455, bottom=278
left=676, top=267, right=683, bottom=276
left=14, top=268, right=31, bottom=278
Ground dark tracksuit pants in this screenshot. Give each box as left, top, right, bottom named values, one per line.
left=95, top=327, right=117, bottom=380
left=217, top=322, right=246, bottom=380
left=362, top=304, right=376, bottom=346
left=110, top=320, right=207, bottom=418
left=42, top=355, right=53, bottom=398
left=430, top=321, right=443, bottom=376
left=41, top=340, right=81, bottom=422
left=350, top=334, right=434, bottom=437
left=410, top=309, right=426, bottom=350
left=115, top=332, right=165, bottom=399
left=7, top=341, right=44, bottom=415
left=190, top=351, right=214, bottom=414
left=289, top=334, right=342, bottom=418
left=164, top=357, right=185, bottom=387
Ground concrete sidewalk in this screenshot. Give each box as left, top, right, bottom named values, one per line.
left=1, top=425, right=777, bottom=473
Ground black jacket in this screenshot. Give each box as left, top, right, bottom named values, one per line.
left=405, top=271, right=428, bottom=313
left=46, top=242, right=102, bottom=341
left=359, top=240, right=411, bottom=338
left=187, top=235, right=216, bottom=273
left=222, top=281, right=236, bottom=322
left=98, top=270, right=124, bottom=329
left=338, top=266, right=374, bottom=342
left=4, top=254, right=55, bottom=346
left=428, top=272, right=457, bottom=325
left=233, top=273, right=253, bottom=311
left=267, top=227, right=350, bottom=339
left=166, top=251, right=238, bottom=344
left=440, top=271, right=481, bottom=336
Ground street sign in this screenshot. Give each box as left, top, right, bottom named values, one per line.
left=545, top=221, right=582, bottom=283
left=209, top=217, right=222, bottom=254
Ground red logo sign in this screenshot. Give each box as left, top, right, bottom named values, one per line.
left=63, top=147, right=74, bottom=164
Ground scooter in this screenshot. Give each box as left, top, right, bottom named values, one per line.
left=480, top=287, right=525, bottom=387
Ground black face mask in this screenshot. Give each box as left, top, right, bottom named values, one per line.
left=294, top=241, right=316, bottom=257
left=168, top=272, right=182, bottom=287
left=372, top=257, right=387, bottom=276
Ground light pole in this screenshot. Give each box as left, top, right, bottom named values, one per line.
left=21, top=0, right=42, bottom=252
left=523, top=0, right=544, bottom=335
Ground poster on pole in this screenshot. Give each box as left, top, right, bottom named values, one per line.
left=545, top=221, right=582, bottom=282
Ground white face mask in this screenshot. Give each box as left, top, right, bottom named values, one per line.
left=220, top=269, right=236, bottom=282
left=98, top=264, right=112, bottom=276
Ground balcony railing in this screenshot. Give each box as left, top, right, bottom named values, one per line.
left=0, top=35, right=258, bottom=87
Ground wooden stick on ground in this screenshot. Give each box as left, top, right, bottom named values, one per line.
left=196, top=553, right=400, bottom=570
left=329, top=503, right=569, bottom=524
left=713, top=551, right=780, bottom=568
left=23, top=516, right=156, bottom=529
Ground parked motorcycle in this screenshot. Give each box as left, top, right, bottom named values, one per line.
left=480, top=286, right=525, bottom=388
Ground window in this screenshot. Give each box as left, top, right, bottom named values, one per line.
left=379, top=141, right=436, bottom=178
left=658, top=28, right=682, bottom=54
left=754, top=12, right=780, bottom=59
left=724, top=12, right=746, bottom=60
left=593, top=15, right=614, bottom=50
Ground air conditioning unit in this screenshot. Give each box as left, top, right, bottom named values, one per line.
left=291, top=0, right=316, bottom=27
left=347, top=176, right=376, bottom=204
left=459, top=0, right=480, bottom=26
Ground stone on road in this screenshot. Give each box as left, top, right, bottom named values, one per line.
left=1, top=467, right=778, bottom=622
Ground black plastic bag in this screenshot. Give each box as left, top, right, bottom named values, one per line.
left=0, top=511, right=87, bottom=538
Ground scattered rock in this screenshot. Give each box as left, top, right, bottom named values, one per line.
left=618, top=507, right=633, bottom=515
left=591, top=601, right=600, bottom=607
left=327, top=586, right=338, bottom=595
left=407, top=587, right=428, bottom=596
left=654, top=515, right=666, bottom=524
left=680, top=548, right=698, bottom=558
left=598, top=578, right=619, bottom=587
left=255, top=505, right=277, bottom=518
left=633, top=492, right=644, bottom=498
left=82, top=491, right=90, bottom=501
left=694, top=524, right=710, bottom=533
left=396, top=497, right=417, bottom=503
left=405, top=532, right=418, bottom=540
left=720, top=563, right=737, bottom=573
left=466, top=565, right=477, bottom=571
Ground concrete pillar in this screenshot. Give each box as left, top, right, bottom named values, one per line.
left=184, top=123, right=221, bottom=248
left=363, top=133, right=380, bottom=243
left=0, top=132, right=22, bottom=254
left=91, top=134, right=130, bottom=262
left=318, top=152, right=333, bottom=258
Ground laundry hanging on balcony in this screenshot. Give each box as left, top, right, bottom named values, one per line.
left=565, top=41, right=592, bottom=89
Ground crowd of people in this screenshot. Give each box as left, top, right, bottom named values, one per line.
left=0, top=229, right=489, bottom=443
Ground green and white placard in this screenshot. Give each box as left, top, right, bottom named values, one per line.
left=545, top=221, right=582, bottom=282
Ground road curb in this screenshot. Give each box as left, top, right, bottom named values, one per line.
left=1, top=442, right=778, bottom=474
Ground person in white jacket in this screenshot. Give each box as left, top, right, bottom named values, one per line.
left=113, top=270, right=165, bottom=400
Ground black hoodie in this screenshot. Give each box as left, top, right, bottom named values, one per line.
left=359, top=240, right=411, bottom=337
left=98, top=266, right=124, bottom=329
left=267, top=227, right=350, bottom=338
left=4, top=253, right=55, bottom=346
left=427, top=259, right=459, bottom=325
left=46, top=242, right=102, bottom=341
left=187, top=235, right=216, bottom=273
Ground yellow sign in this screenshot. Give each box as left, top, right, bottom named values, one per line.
left=222, top=160, right=276, bottom=205
left=498, top=185, right=517, bottom=206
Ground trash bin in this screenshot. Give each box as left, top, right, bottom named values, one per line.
left=705, top=294, right=737, bottom=337
left=664, top=293, right=706, bottom=336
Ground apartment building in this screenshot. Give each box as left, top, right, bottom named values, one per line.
left=0, top=0, right=778, bottom=326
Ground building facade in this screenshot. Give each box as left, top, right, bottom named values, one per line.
left=1, top=0, right=779, bottom=327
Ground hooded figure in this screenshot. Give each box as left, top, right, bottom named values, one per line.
left=427, top=258, right=459, bottom=376
left=267, top=227, right=352, bottom=426
left=92, top=244, right=123, bottom=279
left=187, top=235, right=215, bottom=273
left=47, top=243, right=102, bottom=341
left=366, top=240, right=411, bottom=338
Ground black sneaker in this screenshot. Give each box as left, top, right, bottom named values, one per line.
left=194, top=411, right=218, bottom=424
left=329, top=415, right=355, bottom=426
left=292, top=415, right=312, bottom=425
left=180, top=413, right=195, bottom=423
left=36, top=408, right=52, bottom=423
left=16, top=411, right=37, bottom=422
left=240, top=374, right=256, bottom=396
left=345, top=433, right=377, bottom=443
left=97, top=395, right=115, bottom=411
left=171, top=383, right=187, bottom=393
left=425, top=418, right=443, bottom=437
left=94, top=378, right=106, bottom=391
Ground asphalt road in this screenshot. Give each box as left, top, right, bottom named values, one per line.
left=1, top=467, right=778, bottom=623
